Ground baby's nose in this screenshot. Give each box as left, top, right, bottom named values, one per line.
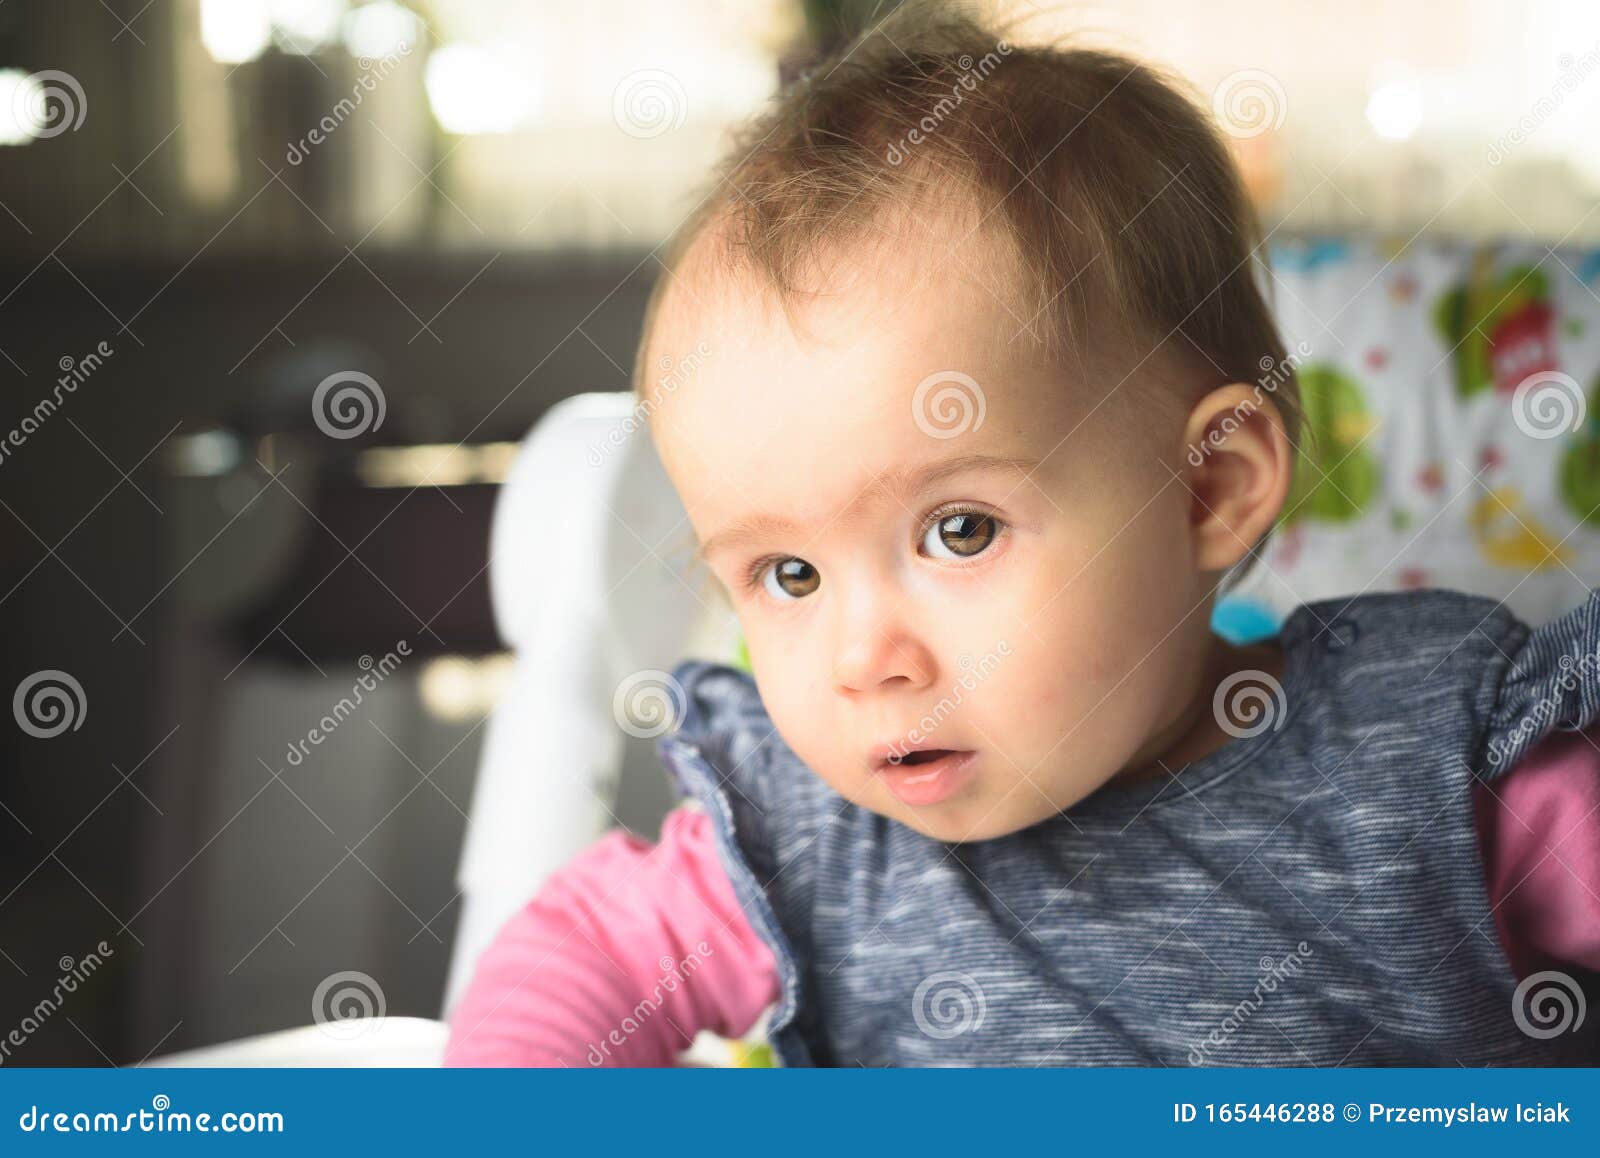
left=831, top=623, right=936, bottom=695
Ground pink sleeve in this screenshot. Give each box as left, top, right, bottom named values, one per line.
left=1474, top=724, right=1600, bottom=978
left=444, top=805, right=780, bottom=1067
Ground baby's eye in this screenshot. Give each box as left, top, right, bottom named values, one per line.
left=921, top=510, right=999, bottom=560
left=760, top=556, right=820, bottom=601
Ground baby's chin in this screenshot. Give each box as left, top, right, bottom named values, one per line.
left=807, top=754, right=1105, bottom=842
left=872, top=782, right=1092, bottom=845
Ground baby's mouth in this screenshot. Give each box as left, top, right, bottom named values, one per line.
left=867, top=741, right=974, bottom=774
left=870, top=747, right=979, bottom=806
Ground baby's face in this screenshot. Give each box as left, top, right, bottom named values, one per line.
left=646, top=236, right=1219, bottom=842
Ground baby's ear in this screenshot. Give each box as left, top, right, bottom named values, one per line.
left=1179, top=383, right=1293, bottom=573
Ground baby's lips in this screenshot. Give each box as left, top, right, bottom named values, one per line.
left=865, top=740, right=970, bottom=771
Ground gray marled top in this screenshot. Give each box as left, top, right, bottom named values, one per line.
left=659, top=589, right=1600, bottom=1066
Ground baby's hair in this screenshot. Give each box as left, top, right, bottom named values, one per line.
left=635, top=0, right=1303, bottom=584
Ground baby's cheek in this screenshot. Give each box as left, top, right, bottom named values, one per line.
left=762, top=686, right=818, bottom=754
left=994, top=633, right=1105, bottom=750
left=1015, top=579, right=1121, bottom=693
left=1010, top=608, right=1160, bottom=769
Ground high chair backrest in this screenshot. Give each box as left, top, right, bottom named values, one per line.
left=443, top=393, right=740, bottom=1011
left=443, top=235, right=1600, bottom=1011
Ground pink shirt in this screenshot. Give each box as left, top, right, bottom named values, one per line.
left=446, top=729, right=1600, bottom=1067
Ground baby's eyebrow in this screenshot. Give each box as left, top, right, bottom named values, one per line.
left=697, top=452, right=1040, bottom=560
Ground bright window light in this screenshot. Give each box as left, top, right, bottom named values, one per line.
left=342, top=1, right=421, bottom=60
left=200, top=0, right=272, bottom=64
left=1366, top=82, right=1423, bottom=142
left=0, top=70, right=42, bottom=144
left=270, top=0, right=347, bottom=56
left=424, top=43, right=538, bottom=134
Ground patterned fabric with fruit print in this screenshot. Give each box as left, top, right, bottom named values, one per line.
left=1560, top=373, right=1600, bottom=528
left=1280, top=364, right=1380, bottom=525
left=1432, top=253, right=1557, bottom=398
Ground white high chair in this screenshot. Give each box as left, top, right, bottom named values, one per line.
left=442, top=391, right=742, bottom=1016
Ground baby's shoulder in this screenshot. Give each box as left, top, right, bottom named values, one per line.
left=1283, top=587, right=1600, bottom=777
left=1282, top=587, right=1528, bottom=700
left=1285, top=587, right=1527, bottom=658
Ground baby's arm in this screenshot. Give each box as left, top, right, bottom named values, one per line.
left=444, top=806, right=779, bottom=1067
left=1475, top=724, right=1600, bottom=977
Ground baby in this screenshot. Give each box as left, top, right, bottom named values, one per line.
left=447, top=10, right=1600, bottom=1066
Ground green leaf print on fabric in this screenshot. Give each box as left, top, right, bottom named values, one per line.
left=1559, top=374, right=1600, bottom=527
left=1282, top=364, right=1379, bottom=524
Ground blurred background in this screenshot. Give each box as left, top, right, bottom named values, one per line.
left=1, top=0, right=1598, bottom=1065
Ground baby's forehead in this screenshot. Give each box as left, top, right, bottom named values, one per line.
left=662, top=282, right=1026, bottom=425
left=646, top=195, right=1029, bottom=357
left=647, top=321, right=1073, bottom=545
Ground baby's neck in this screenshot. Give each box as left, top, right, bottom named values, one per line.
left=1108, top=633, right=1287, bottom=789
